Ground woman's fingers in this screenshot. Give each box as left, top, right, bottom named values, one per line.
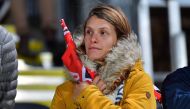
left=92, top=76, right=106, bottom=92
left=99, top=82, right=106, bottom=91
left=92, top=75, right=101, bottom=85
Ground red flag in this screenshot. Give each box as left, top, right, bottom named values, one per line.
left=60, top=19, right=95, bottom=83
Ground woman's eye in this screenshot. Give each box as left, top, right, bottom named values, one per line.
left=100, top=31, right=107, bottom=36
left=86, top=30, right=92, bottom=35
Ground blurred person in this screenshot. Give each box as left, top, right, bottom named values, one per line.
left=10, top=0, right=56, bottom=58
left=0, top=26, right=18, bottom=109
left=162, top=66, right=190, bottom=109
left=51, top=4, right=156, bottom=109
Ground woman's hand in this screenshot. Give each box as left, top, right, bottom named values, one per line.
left=92, top=75, right=106, bottom=92
left=72, top=75, right=106, bottom=100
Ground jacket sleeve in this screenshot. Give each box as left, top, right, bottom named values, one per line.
left=51, top=81, right=75, bottom=109
left=75, top=70, right=156, bottom=109
left=50, top=82, right=66, bottom=109
left=50, top=86, right=66, bottom=109
left=75, top=85, right=121, bottom=109
left=0, top=26, right=18, bottom=109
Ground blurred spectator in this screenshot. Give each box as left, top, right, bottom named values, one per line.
left=0, top=0, right=11, bottom=22
left=162, top=66, right=190, bottom=109
left=10, top=0, right=57, bottom=59
left=0, top=26, right=18, bottom=109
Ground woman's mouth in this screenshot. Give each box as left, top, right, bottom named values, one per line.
left=89, top=47, right=101, bottom=51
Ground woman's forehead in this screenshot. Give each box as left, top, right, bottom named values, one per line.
left=85, top=16, right=114, bottom=30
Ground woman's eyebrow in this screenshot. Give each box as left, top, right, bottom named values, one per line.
left=86, top=25, right=110, bottom=30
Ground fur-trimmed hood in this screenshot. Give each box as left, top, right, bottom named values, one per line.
left=77, top=32, right=142, bottom=94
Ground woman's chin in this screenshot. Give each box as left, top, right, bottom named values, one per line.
left=88, top=56, right=104, bottom=62
left=89, top=57, right=98, bottom=61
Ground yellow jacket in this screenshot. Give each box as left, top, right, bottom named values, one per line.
left=51, top=61, right=156, bottom=109
left=51, top=33, right=156, bottom=109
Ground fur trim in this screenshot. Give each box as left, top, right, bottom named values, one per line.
left=100, top=32, right=142, bottom=76
left=98, top=32, right=142, bottom=93
left=79, top=54, right=97, bottom=71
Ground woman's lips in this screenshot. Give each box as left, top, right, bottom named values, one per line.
left=89, top=47, right=101, bottom=51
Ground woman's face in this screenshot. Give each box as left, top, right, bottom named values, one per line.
left=84, top=16, right=117, bottom=61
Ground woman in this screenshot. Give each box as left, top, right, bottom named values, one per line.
left=51, top=4, right=156, bottom=109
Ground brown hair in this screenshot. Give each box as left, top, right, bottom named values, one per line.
left=84, top=4, right=131, bottom=39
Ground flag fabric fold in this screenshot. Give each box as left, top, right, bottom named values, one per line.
left=60, top=19, right=95, bottom=83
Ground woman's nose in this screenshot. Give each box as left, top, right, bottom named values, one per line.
left=90, top=33, right=98, bottom=43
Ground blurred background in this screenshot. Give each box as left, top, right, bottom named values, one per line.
left=0, top=0, right=189, bottom=108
